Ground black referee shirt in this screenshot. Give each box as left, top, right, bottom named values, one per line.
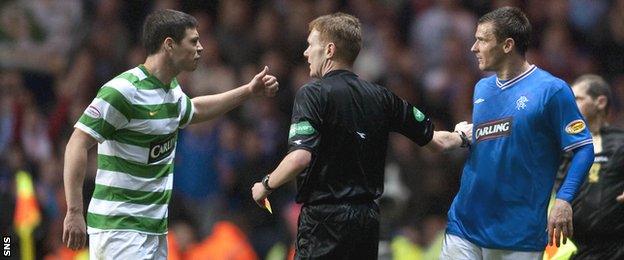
left=288, top=70, right=434, bottom=204
left=570, top=126, right=624, bottom=242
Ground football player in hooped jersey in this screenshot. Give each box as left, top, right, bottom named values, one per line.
left=62, top=9, right=278, bottom=259
left=440, top=7, right=594, bottom=259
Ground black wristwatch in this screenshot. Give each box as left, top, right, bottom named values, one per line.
left=262, top=174, right=274, bottom=191
left=455, top=130, right=471, bottom=148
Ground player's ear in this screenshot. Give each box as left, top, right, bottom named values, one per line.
left=503, top=38, right=515, bottom=54
left=163, top=37, right=175, bottom=52
left=326, top=42, right=335, bottom=59
left=596, top=95, right=608, bottom=111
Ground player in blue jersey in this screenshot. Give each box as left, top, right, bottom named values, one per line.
left=440, top=7, right=595, bottom=259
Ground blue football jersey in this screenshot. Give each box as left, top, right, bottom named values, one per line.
left=446, top=65, right=592, bottom=251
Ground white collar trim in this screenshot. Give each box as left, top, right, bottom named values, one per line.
left=496, top=65, right=537, bottom=90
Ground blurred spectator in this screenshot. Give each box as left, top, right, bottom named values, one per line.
left=569, top=0, right=608, bottom=38
left=593, top=0, right=624, bottom=79
left=188, top=36, right=238, bottom=95
left=168, top=220, right=258, bottom=260
left=233, top=128, right=291, bottom=258
left=87, top=0, right=131, bottom=88
left=173, top=120, right=223, bottom=236
left=254, top=7, right=286, bottom=53
left=0, top=73, right=16, bottom=156
left=0, top=0, right=83, bottom=74
left=20, top=107, right=52, bottom=163
left=409, top=0, right=476, bottom=69
left=216, top=120, right=245, bottom=208
left=47, top=49, right=95, bottom=143
left=216, top=0, right=257, bottom=68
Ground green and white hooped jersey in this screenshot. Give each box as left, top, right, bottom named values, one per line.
left=75, top=65, right=194, bottom=234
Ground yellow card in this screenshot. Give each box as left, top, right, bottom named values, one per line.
left=264, top=198, right=273, bottom=214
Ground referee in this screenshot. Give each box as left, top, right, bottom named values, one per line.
left=558, top=75, right=624, bottom=259
left=251, top=13, right=470, bottom=259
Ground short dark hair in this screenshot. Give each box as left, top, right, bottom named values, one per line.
left=478, top=6, right=531, bottom=56
left=309, top=13, right=362, bottom=65
left=142, top=9, right=198, bottom=55
left=573, top=74, right=613, bottom=113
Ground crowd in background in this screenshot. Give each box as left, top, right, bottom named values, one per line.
left=1, top=0, right=623, bottom=259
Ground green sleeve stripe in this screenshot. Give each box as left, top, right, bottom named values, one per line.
left=91, top=98, right=129, bottom=128
left=78, top=114, right=117, bottom=139
left=87, top=212, right=167, bottom=234
left=92, top=184, right=171, bottom=205
left=179, top=95, right=193, bottom=127
left=97, top=154, right=172, bottom=179
left=96, top=87, right=133, bottom=119
left=111, top=130, right=176, bottom=148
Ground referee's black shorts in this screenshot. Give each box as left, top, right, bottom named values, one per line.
left=295, top=201, right=379, bottom=260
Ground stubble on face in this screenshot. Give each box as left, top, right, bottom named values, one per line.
left=472, top=22, right=501, bottom=72
left=572, top=83, right=596, bottom=120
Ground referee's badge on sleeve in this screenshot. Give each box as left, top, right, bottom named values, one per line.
left=289, top=121, right=316, bottom=139
left=565, top=119, right=586, bottom=134
left=412, top=107, right=425, bottom=122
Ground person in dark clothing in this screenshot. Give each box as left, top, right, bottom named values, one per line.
left=250, top=13, right=471, bottom=259
left=559, top=74, right=624, bottom=259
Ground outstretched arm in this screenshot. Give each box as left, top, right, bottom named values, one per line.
left=190, top=66, right=279, bottom=124
left=427, top=121, right=472, bottom=152
left=62, top=129, right=97, bottom=250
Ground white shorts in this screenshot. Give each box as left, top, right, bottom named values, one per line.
left=89, top=231, right=167, bottom=260
left=440, top=233, right=543, bottom=260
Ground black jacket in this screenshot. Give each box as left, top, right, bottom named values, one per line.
left=287, top=70, right=434, bottom=204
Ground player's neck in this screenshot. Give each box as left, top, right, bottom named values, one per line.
left=321, top=60, right=351, bottom=77
left=496, top=58, right=531, bottom=81
left=590, top=119, right=604, bottom=153
left=143, top=55, right=179, bottom=86
left=588, top=115, right=606, bottom=135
